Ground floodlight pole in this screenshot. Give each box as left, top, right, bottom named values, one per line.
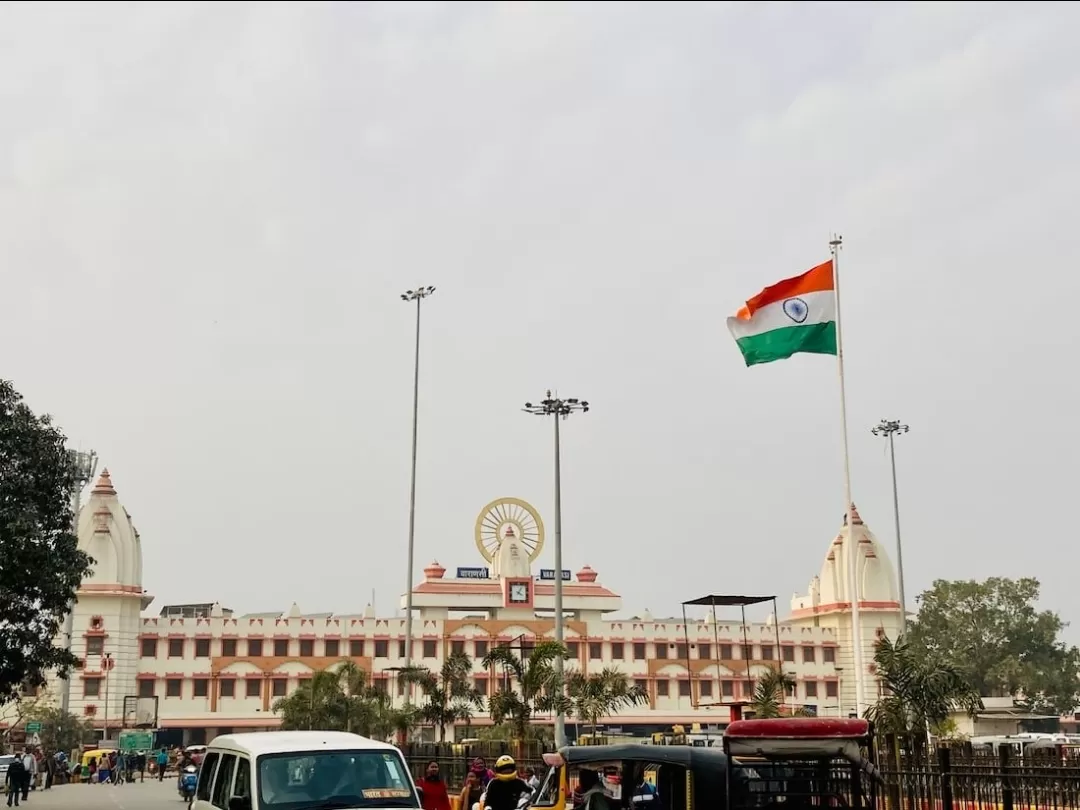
left=523, top=391, right=589, bottom=749
left=61, top=449, right=98, bottom=716
left=872, top=419, right=910, bottom=635
left=400, top=286, right=435, bottom=683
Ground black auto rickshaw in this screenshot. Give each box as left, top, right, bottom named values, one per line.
left=530, top=743, right=732, bottom=810
left=723, top=718, right=882, bottom=810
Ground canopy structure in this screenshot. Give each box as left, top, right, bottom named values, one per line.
left=680, top=593, right=783, bottom=710
left=682, top=595, right=776, bottom=607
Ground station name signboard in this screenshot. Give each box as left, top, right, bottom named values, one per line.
left=539, top=569, right=572, bottom=581
left=456, top=567, right=490, bottom=579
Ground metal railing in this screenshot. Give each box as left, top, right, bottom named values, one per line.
left=879, top=745, right=1080, bottom=810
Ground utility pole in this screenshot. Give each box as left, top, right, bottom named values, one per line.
left=400, top=287, right=435, bottom=681
left=61, top=449, right=98, bottom=716
left=102, top=652, right=112, bottom=743
left=872, top=419, right=910, bottom=635
left=523, top=392, right=589, bottom=748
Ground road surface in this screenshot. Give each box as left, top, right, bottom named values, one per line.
left=5, top=780, right=187, bottom=809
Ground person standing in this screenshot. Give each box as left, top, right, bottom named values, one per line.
left=20, top=748, right=36, bottom=800
left=156, top=748, right=168, bottom=781
left=420, top=761, right=451, bottom=810
left=136, top=751, right=147, bottom=783
left=5, top=756, right=26, bottom=807
left=460, top=771, right=484, bottom=810
left=42, top=753, right=55, bottom=790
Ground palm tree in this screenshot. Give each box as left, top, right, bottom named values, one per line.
left=865, top=635, right=983, bottom=745
left=399, top=651, right=486, bottom=741
left=749, top=667, right=807, bottom=719
left=483, top=640, right=569, bottom=742
left=273, top=668, right=350, bottom=731
left=565, top=667, right=649, bottom=737
left=272, top=661, right=421, bottom=740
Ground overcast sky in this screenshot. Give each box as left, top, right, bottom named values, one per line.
left=3, top=2, right=1078, bottom=633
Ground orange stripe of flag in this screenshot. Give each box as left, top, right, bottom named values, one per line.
left=737, top=259, right=834, bottom=320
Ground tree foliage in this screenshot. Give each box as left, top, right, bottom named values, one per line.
left=475, top=722, right=553, bottom=744
left=565, top=667, right=648, bottom=735
left=865, top=635, right=983, bottom=739
left=26, top=704, right=96, bottom=754
left=272, top=661, right=418, bottom=739
left=399, top=651, right=485, bottom=741
left=907, top=577, right=1080, bottom=714
left=749, top=667, right=808, bottom=719
left=482, top=641, right=568, bottom=740
left=0, top=380, right=93, bottom=705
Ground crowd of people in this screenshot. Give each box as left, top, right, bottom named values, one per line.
left=415, top=754, right=656, bottom=810
left=0, top=740, right=199, bottom=807
left=3, top=747, right=70, bottom=807
left=418, top=755, right=542, bottom=810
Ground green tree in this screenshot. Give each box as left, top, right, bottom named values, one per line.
left=0, top=380, right=93, bottom=704
left=748, top=667, right=808, bottom=719
left=476, top=722, right=553, bottom=744
left=26, top=705, right=95, bottom=754
left=907, top=577, right=1080, bottom=713
left=1, top=690, right=49, bottom=749
left=399, top=651, right=485, bottom=741
left=272, top=662, right=418, bottom=740
left=483, top=641, right=568, bottom=741
left=565, top=667, right=648, bottom=736
left=865, top=635, right=983, bottom=741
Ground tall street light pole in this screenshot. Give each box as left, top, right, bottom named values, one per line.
left=400, top=286, right=435, bottom=678
left=523, top=391, right=589, bottom=748
left=102, top=652, right=113, bottom=743
left=872, top=419, right=910, bottom=635
left=61, top=449, right=98, bottom=716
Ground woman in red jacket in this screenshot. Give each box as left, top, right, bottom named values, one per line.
left=420, top=761, right=451, bottom=810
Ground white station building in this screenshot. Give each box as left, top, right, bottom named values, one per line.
left=2, top=471, right=903, bottom=746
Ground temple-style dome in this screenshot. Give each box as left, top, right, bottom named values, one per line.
left=78, top=468, right=144, bottom=595
left=424, top=561, right=446, bottom=580
left=92, top=469, right=117, bottom=496
left=791, top=504, right=899, bottom=614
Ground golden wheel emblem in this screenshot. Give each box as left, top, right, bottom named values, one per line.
left=475, top=497, right=545, bottom=563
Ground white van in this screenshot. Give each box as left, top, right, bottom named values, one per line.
left=191, top=731, right=422, bottom=810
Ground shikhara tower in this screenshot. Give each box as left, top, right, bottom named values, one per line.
left=788, top=503, right=903, bottom=713
left=55, top=469, right=154, bottom=724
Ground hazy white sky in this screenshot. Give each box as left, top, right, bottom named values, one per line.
left=3, top=2, right=1078, bottom=631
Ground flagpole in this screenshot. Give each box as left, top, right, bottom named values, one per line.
left=830, top=234, right=866, bottom=717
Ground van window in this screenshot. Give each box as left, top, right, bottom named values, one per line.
left=213, top=754, right=237, bottom=808
left=258, top=749, right=420, bottom=808
left=234, top=756, right=252, bottom=800
left=197, top=752, right=220, bottom=802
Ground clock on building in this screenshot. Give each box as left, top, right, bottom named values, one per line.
left=505, top=578, right=532, bottom=606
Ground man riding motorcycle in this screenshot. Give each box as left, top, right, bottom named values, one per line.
left=480, top=756, right=532, bottom=810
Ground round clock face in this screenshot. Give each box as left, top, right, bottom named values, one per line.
left=510, top=583, right=528, bottom=602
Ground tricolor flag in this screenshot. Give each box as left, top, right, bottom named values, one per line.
left=726, top=259, right=838, bottom=367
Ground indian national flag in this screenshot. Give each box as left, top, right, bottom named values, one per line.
left=726, top=259, right=838, bottom=367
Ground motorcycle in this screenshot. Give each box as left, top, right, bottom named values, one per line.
left=179, top=764, right=198, bottom=803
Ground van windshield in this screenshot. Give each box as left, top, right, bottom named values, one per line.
left=258, top=750, right=420, bottom=810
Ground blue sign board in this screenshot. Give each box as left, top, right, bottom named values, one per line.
left=539, top=569, right=572, bottom=581
left=456, top=567, right=490, bottom=579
